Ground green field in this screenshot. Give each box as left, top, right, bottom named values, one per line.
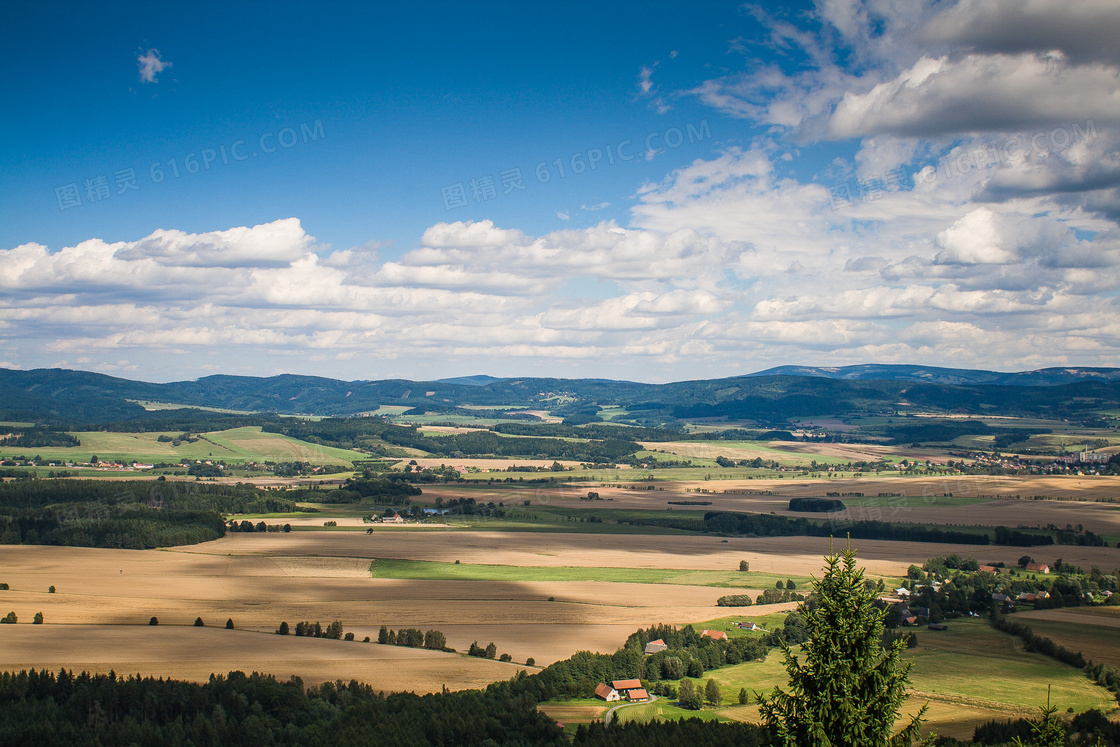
left=0, top=426, right=367, bottom=466
left=905, top=618, right=1114, bottom=712
left=700, top=617, right=1115, bottom=717
left=536, top=614, right=1118, bottom=734
left=126, top=400, right=257, bottom=415
left=616, top=698, right=728, bottom=724
left=369, top=558, right=815, bottom=589
left=993, top=613, right=1120, bottom=669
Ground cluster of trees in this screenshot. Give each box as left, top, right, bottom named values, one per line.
left=881, top=629, right=918, bottom=650
left=672, top=677, right=722, bottom=710
left=467, top=641, right=499, bottom=659
left=756, top=588, right=806, bottom=606
left=0, top=480, right=299, bottom=550
left=787, top=497, right=845, bottom=512
left=716, top=595, right=753, bottom=607
left=377, top=626, right=448, bottom=651
left=227, top=520, right=291, bottom=533
left=398, top=464, right=462, bottom=482
left=156, top=432, right=196, bottom=446
left=440, top=496, right=505, bottom=519
left=291, top=474, right=422, bottom=505
left=0, top=426, right=79, bottom=448
left=277, top=620, right=345, bottom=639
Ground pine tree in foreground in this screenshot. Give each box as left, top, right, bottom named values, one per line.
left=757, top=541, right=931, bottom=747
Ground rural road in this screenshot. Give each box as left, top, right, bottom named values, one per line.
left=604, top=694, right=659, bottom=726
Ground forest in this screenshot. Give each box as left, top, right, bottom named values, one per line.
left=0, top=480, right=295, bottom=549
left=0, top=669, right=564, bottom=746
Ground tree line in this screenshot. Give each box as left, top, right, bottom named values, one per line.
left=0, top=480, right=296, bottom=549
left=616, top=509, right=1059, bottom=547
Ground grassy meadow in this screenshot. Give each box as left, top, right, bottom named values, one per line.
left=369, top=558, right=814, bottom=589
left=1, top=426, right=366, bottom=466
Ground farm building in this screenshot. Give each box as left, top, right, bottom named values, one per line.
left=593, top=683, right=620, bottom=701
left=1024, top=563, right=1050, bottom=574
left=612, top=679, right=643, bottom=697
left=700, top=629, right=728, bottom=641
left=626, top=688, right=650, bottom=702
left=644, top=639, right=668, bottom=654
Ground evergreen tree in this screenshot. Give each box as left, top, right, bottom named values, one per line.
left=1013, top=689, right=1067, bottom=747
left=225, top=618, right=234, bottom=630
left=758, top=543, right=930, bottom=747
left=193, top=616, right=204, bottom=627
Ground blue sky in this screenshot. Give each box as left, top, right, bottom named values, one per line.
left=2, top=1, right=1119, bottom=383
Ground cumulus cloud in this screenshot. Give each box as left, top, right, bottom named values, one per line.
left=137, top=48, right=171, bottom=83
left=920, top=0, right=1120, bottom=65
left=0, top=215, right=756, bottom=378
left=824, top=53, right=1120, bottom=139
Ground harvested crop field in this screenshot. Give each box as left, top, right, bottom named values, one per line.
left=179, top=530, right=1120, bottom=578
left=1013, top=607, right=1120, bottom=668
left=2, top=530, right=1116, bottom=696
left=0, top=537, right=804, bottom=679
left=0, top=625, right=527, bottom=691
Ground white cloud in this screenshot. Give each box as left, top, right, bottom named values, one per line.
left=137, top=48, right=171, bottom=83
left=824, top=53, right=1120, bottom=139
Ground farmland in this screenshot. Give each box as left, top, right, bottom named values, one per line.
left=693, top=617, right=1115, bottom=740
left=3, top=368, right=1120, bottom=741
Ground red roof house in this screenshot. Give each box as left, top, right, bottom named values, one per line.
left=593, top=683, right=620, bottom=701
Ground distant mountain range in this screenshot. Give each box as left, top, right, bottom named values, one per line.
left=1, top=364, right=1118, bottom=425
left=749, top=364, right=1120, bottom=387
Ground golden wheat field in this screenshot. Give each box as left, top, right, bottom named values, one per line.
left=2, top=529, right=1117, bottom=696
